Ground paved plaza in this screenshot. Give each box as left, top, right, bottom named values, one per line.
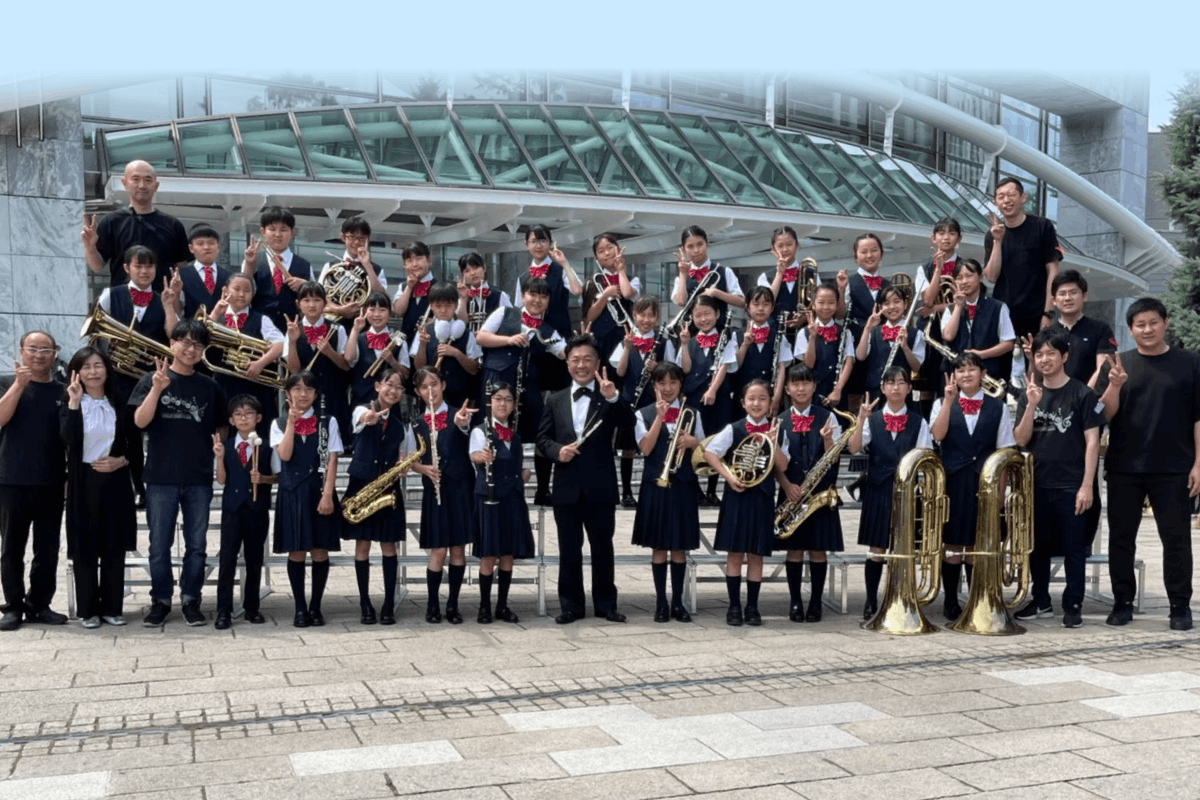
left=0, top=503, right=1197, bottom=800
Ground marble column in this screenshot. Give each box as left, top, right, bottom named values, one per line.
left=0, top=98, right=88, bottom=364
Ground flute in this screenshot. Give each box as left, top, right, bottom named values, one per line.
left=427, top=387, right=441, bottom=505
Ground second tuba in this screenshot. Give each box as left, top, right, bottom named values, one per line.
left=196, top=308, right=288, bottom=389
left=79, top=304, right=175, bottom=379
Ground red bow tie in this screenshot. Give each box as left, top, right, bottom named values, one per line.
left=521, top=311, right=542, bottom=329
left=303, top=324, right=327, bottom=345
left=939, top=258, right=956, bottom=276
left=817, top=325, right=838, bottom=343
left=791, top=412, right=814, bottom=433
left=751, top=325, right=770, bottom=345
left=958, top=397, right=983, bottom=415
left=203, top=266, right=215, bottom=294
left=601, top=273, right=620, bottom=287
left=224, top=312, right=246, bottom=329
left=863, top=275, right=883, bottom=291
left=695, top=332, right=718, bottom=349
left=966, top=304, right=977, bottom=321
left=663, top=407, right=680, bottom=424
left=781, top=266, right=798, bottom=284
left=529, top=264, right=549, bottom=279
left=293, top=416, right=317, bottom=436
left=468, top=286, right=489, bottom=299
left=495, top=422, right=512, bottom=442
left=365, top=331, right=390, bottom=350
left=881, top=325, right=901, bottom=342
left=746, top=421, right=771, bottom=434
left=130, top=288, right=153, bottom=307
left=428, top=410, right=448, bottom=432
left=237, top=440, right=250, bottom=466
left=883, top=413, right=907, bottom=433
left=413, top=281, right=430, bottom=298
left=688, top=265, right=709, bottom=282
left=632, top=335, right=654, bottom=355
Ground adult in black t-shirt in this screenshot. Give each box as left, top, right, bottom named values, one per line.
left=0, top=331, right=67, bottom=631
left=1099, top=298, right=1200, bottom=631
left=1014, top=330, right=1103, bottom=626
left=82, top=160, right=190, bottom=290
left=983, top=177, right=1060, bottom=339
left=131, top=320, right=226, bottom=627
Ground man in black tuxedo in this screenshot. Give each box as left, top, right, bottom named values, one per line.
left=538, top=333, right=634, bottom=624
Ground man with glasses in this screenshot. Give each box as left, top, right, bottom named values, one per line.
left=0, top=332, right=67, bottom=631
left=131, top=320, right=226, bottom=627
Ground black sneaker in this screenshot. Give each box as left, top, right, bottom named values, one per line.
left=25, top=607, right=68, bottom=625
left=1170, top=605, right=1193, bottom=631
left=143, top=602, right=170, bottom=627
left=181, top=601, right=206, bottom=627
left=1062, top=607, right=1083, bottom=628
left=0, top=610, right=22, bottom=632
left=1106, top=602, right=1134, bottom=626
left=1014, top=600, right=1053, bottom=620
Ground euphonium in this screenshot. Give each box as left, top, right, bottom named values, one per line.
left=692, top=424, right=778, bottom=488
left=196, top=308, right=288, bottom=389
left=949, top=448, right=1034, bottom=636
left=775, top=405, right=857, bottom=539
left=863, top=448, right=950, bottom=635
left=343, top=434, right=426, bottom=524
left=655, top=407, right=696, bottom=488
left=318, top=259, right=371, bottom=321
left=79, top=304, right=175, bottom=379
left=795, top=256, right=819, bottom=319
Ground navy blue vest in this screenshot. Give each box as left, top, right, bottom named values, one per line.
left=949, top=297, right=1004, bottom=379
left=639, top=404, right=698, bottom=485
left=587, top=273, right=627, bottom=344
left=209, top=309, right=264, bottom=375
left=400, top=287, right=431, bottom=345
left=109, top=286, right=168, bottom=344
left=866, top=410, right=921, bottom=486
left=778, top=405, right=837, bottom=489
left=347, top=410, right=405, bottom=481
left=620, top=334, right=667, bottom=406
left=349, top=331, right=392, bottom=408
left=481, top=307, right=552, bottom=376
left=727, top=419, right=777, bottom=497
left=251, top=252, right=313, bottom=328
left=473, top=425, right=523, bottom=498
left=423, top=325, right=473, bottom=401
left=275, top=416, right=328, bottom=491
left=519, top=261, right=572, bottom=340
left=221, top=436, right=273, bottom=512
left=865, top=324, right=920, bottom=390
left=735, top=318, right=783, bottom=394
left=414, top=416, right=473, bottom=488
left=179, top=263, right=230, bottom=319
left=683, top=330, right=726, bottom=397
left=768, top=263, right=816, bottom=316
left=847, top=273, right=889, bottom=326
left=809, top=322, right=847, bottom=398
left=938, top=396, right=1003, bottom=476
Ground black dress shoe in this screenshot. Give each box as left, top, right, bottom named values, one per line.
left=477, top=606, right=493, bottom=624
left=788, top=603, right=805, bottom=623
left=621, top=493, right=637, bottom=509
left=654, top=603, right=670, bottom=623
left=1106, top=602, right=1134, bottom=626
left=426, top=608, right=443, bottom=624
left=671, top=604, right=692, bottom=623
left=444, top=606, right=463, bottom=625
left=26, top=607, right=67, bottom=625
left=361, top=604, right=377, bottom=625
left=308, top=608, right=325, bottom=627
left=805, top=602, right=823, bottom=623
left=244, top=610, right=265, bottom=624
left=862, top=600, right=878, bottom=621
left=944, top=602, right=963, bottom=622
left=726, top=606, right=743, bottom=626
left=604, top=609, right=627, bottom=623
left=744, top=606, right=762, bottom=626
left=214, top=611, right=232, bottom=630
left=1170, top=605, right=1193, bottom=631
left=697, top=491, right=711, bottom=508
left=706, top=490, right=720, bottom=506
left=494, top=606, right=519, bottom=623
left=379, top=605, right=395, bottom=625
left=293, top=611, right=310, bottom=628
left=0, top=610, right=22, bottom=631
left=555, top=610, right=580, bottom=624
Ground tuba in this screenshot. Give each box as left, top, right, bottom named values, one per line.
left=692, top=424, right=778, bottom=488
left=775, top=405, right=858, bottom=539
left=794, top=256, right=819, bottom=321
left=318, top=259, right=371, bottom=321
left=79, top=304, right=175, bottom=379
left=863, top=448, right=949, bottom=635
left=949, top=448, right=1034, bottom=636
left=343, top=434, right=426, bottom=524
left=655, top=407, right=696, bottom=488
left=196, top=308, right=288, bottom=389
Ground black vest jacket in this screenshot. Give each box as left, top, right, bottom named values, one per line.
left=221, top=436, right=273, bottom=511
left=639, top=404, right=698, bottom=485
left=109, top=286, right=169, bottom=345
left=179, top=263, right=230, bottom=319
left=866, top=410, right=921, bottom=486
left=778, top=405, right=837, bottom=489
left=937, top=396, right=1003, bottom=476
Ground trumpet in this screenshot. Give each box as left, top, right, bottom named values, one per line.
left=79, top=304, right=175, bottom=379
left=591, top=272, right=633, bottom=330
left=363, top=331, right=408, bottom=379
left=692, top=423, right=778, bottom=488
left=655, top=406, right=696, bottom=488
left=665, top=269, right=720, bottom=337
left=318, top=258, right=371, bottom=322
left=196, top=308, right=288, bottom=389
left=343, top=435, right=426, bottom=524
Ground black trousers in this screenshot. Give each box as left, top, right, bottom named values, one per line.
left=0, top=485, right=65, bottom=613
left=553, top=499, right=617, bottom=615
left=1107, top=472, right=1193, bottom=606
left=74, top=547, right=126, bottom=619
left=217, top=504, right=269, bottom=614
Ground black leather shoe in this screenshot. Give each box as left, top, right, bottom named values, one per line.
left=293, top=610, right=310, bottom=628
left=1170, top=605, right=1193, bottom=631
left=788, top=603, right=805, bottom=623
left=214, top=611, right=232, bottom=630
left=654, top=603, right=670, bottom=623
left=477, top=606, right=493, bottom=624
left=0, top=610, right=22, bottom=631
left=444, top=606, right=463, bottom=625
left=671, top=604, right=692, bottom=623
left=426, top=607, right=442, bottom=624
left=944, top=602, right=963, bottom=622
left=244, top=610, right=265, bottom=624
left=726, top=606, right=743, bottom=626
left=806, top=602, right=823, bottom=623
left=604, top=609, right=627, bottom=623
left=706, top=490, right=720, bottom=506
left=379, top=605, right=395, bottom=625
left=555, top=610, right=580, bottom=624
left=862, top=600, right=878, bottom=621
left=26, top=607, right=67, bottom=625
left=361, top=604, right=377, bottom=625
left=744, top=606, right=762, bottom=626
left=495, top=606, right=519, bottom=623
left=1106, top=602, right=1134, bottom=626
left=621, top=493, right=637, bottom=509
left=308, top=608, right=325, bottom=627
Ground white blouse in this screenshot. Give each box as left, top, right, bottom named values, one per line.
left=80, top=395, right=117, bottom=464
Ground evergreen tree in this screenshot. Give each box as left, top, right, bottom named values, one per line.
left=1161, top=72, right=1200, bottom=348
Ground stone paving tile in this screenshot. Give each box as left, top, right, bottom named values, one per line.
left=106, top=755, right=295, bottom=794
left=395, top=788, right=507, bottom=800
left=205, top=772, right=396, bottom=800
left=1074, top=763, right=1200, bottom=800
left=820, top=738, right=990, bottom=776
left=291, top=740, right=461, bottom=776
left=383, top=754, right=568, bottom=793
left=979, top=681, right=1118, bottom=706
left=737, top=702, right=885, bottom=729
left=194, top=729, right=362, bottom=762
left=790, top=766, right=974, bottom=800
left=641, top=692, right=783, bottom=719
left=453, top=727, right=617, bottom=759
left=1092, top=655, right=1200, bottom=675
left=963, top=700, right=1115, bottom=731
left=1082, top=689, right=1200, bottom=717
left=667, top=753, right=847, bottom=793
left=878, top=673, right=1013, bottom=696
left=0, top=770, right=109, bottom=800
left=71, top=691, right=229, bottom=721
left=1079, top=710, right=1200, bottom=743
left=940, top=752, right=1120, bottom=791
left=866, top=690, right=1012, bottom=718
left=10, top=744, right=194, bottom=777
left=352, top=716, right=515, bottom=746
left=690, top=785, right=802, bottom=800
left=501, top=768, right=692, bottom=800
left=1077, top=736, right=1200, bottom=772
left=942, top=784, right=1108, bottom=800
left=840, top=712, right=996, bottom=744
left=549, top=738, right=722, bottom=775
left=106, top=789, right=205, bottom=800
left=764, top=683, right=909, bottom=708
left=952, top=724, right=1117, bottom=758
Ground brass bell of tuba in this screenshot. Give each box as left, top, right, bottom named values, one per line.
left=863, top=448, right=950, bottom=635
left=79, top=304, right=175, bottom=379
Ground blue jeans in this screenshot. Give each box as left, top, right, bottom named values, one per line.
left=1031, top=486, right=1088, bottom=611
left=145, top=484, right=213, bottom=605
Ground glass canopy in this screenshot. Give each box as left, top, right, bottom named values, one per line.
left=100, top=101, right=1001, bottom=229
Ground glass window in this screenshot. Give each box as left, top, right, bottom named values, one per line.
left=663, top=113, right=768, bottom=205
left=542, top=106, right=643, bottom=196
left=1001, top=105, right=1040, bottom=148
left=182, top=76, right=209, bottom=117
left=456, top=72, right=528, bottom=101
left=1045, top=186, right=1059, bottom=222
left=497, top=106, right=593, bottom=193
left=294, top=110, right=370, bottom=180
left=705, top=118, right=811, bottom=211
left=103, top=126, right=178, bottom=174
left=452, top=105, right=543, bottom=189
left=801, top=134, right=909, bottom=221
left=669, top=73, right=767, bottom=116
left=584, top=107, right=686, bottom=199
left=402, top=106, right=486, bottom=185
left=349, top=107, right=431, bottom=182
left=912, top=163, right=993, bottom=224
left=177, top=120, right=243, bottom=176
left=783, top=84, right=869, bottom=142
left=230, top=71, right=380, bottom=96
left=628, top=92, right=668, bottom=111
left=742, top=124, right=847, bottom=215
left=857, top=148, right=963, bottom=225
left=236, top=115, right=308, bottom=177
left=873, top=152, right=984, bottom=232
left=212, top=78, right=370, bottom=114
left=547, top=73, right=623, bottom=104
left=81, top=80, right=177, bottom=122
left=629, top=110, right=732, bottom=203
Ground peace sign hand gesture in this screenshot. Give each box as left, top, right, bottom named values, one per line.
left=243, top=235, right=261, bottom=268
left=943, top=373, right=959, bottom=402
left=212, top=433, right=225, bottom=459
left=676, top=247, right=690, bottom=276
left=454, top=399, right=477, bottom=428
left=1105, top=352, right=1127, bottom=390
left=150, top=356, right=172, bottom=392
left=597, top=367, right=617, bottom=399
left=988, top=212, right=1006, bottom=243
left=857, top=392, right=879, bottom=422
left=81, top=213, right=98, bottom=250
left=285, top=314, right=300, bottom=341
left=66, top=370, right=83, bottom=407
left=1025, top=369, right=1043, bottom=406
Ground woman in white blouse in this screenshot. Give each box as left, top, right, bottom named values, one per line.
left=61, top=347, right=140, bottom=628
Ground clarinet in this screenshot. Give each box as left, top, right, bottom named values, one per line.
left=426, top=390, right=441, bottom=505
left=768, top=311, right=788, bottom=399
left=630, top=328, right=663, bottom=409
left=316, top=393, right=328, bottom=479
left=832, top=319, right=851, bottom=389
left=483, top=414, right=499, bottom=506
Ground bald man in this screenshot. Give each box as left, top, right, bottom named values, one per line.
left=82, top=160, right=190, bottom=290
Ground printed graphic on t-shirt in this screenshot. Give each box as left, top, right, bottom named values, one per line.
left=160, top=392, right=206, bottom=423
left=1033, top=403, right=1072, bottom=434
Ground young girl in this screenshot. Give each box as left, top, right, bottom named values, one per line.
left=456, top=251, right=511, bottom=333
left=916, top=218, right=962, bottom=414
left=683, top=296, right=738, bottom=505
left=412, top=282, right=482, bottom=409
left=848, top=366, right=933, bottom=620
left=61, top=347, right=139, bottom=628
left=941, top=258, right=1017, bottom=386
left=735, top=286, right=792, bottom=416
left=774, top=364, right=843, bottom=623
left=284, top=282, right=351, bottom=450
left=272, top=371, right=343, bottom=627
left=208, top=273, right=285, bottom=437
left=797, top=285, right=854, bottom=407
left=469, top=383, right=533, bottom=624
left=411, top=368, right=476, bottom=624
left=632, top=362, right=703, bottom=623
left=672, top=225, right=745, bottom=333
left=584, top=232, right=640, bottom=365
left=929, top=353, right=1015, bottom=621
left=838, top=233, right=890, bottom=411
left=342, top=368, right=412, bottom=625
left=344, top=291, right=410, bottom=418
left=704, top=379, right=787, bottom=626
left=514, top=225, right=583, bottom=343
left=856, top=285, right=925, bottom=399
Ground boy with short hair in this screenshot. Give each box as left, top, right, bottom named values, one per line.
left=213, top=395, right=275, bottom=630
left=1046, top=270, right=1117, bottom=389
left=243, top=206, right=314, bottom=329
left=178, top=223, right=231, bottom=319
left=392, top=241, right=435, bottom=342
left=323, top=217, right=387, bottom=320
left=411, top=282, right=482, bottom=409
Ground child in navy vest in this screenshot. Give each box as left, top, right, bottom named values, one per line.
left=411, top=282, right=482, bottom=409
left=840, top=233, right=891, bottom=408
left=584, top=232, right=640, bottom=366
left=284, top=282, right=351, bottom=453
left=456, top=251, right=510, bottom=333
left=179, top=223, right=231, bottom=320
left=393, top=240, right=434, bottom=344
left=682, top=296, right=738, bottom=506
left=941, top=258, right=1017, bottom=386
left=323, top=216, right=387, bottom=322
left=344, top=291, right=411, bottom=425
left=672, top=225, right=745, bottom=334
left=758, top=226, right=830, bottom=346
left=243, top=206, right=314, bottom=330
left=929, top=352, right=1015, bottom=621
left=915, top=217, right=963, bottom=411
left=855, top=285, right=925, bottom=398
left=796, top=285, right=854, bottom=407
left=213, top=395, right=274, bottom=630
left=735, top=286, right=792, bottom=415
left=207, top=274, right=285, bottom=438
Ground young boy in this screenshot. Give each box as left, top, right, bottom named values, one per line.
left=213, top=395, right=275, bottom=630
left=1014, top=331, right=1102, bottom=628
left=456, top=251, right=511, bottom=332
left=243, top=206, right=314, bottom=329
left=392, top=241, right=435, bottom=342
left=323, top=217, right=387, bottom=321
left=796, top=285, right=854, bottom=407
left=411, top=282, right=482, bottom=409
left=131, top=320, right=226, bottom=627
left=208, top=273, right=285, bottom=436
left=344, top=291, right=410, bottom=416
left=178, top=223, right=231, bottom=319
left=514, top=226, right=582, bottom=342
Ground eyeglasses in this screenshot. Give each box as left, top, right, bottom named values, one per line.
left=174, top=340, right=205, bottom=352
left=230, top=410, right=258, bottom=418
left=22, top=347, right=58, bottom=356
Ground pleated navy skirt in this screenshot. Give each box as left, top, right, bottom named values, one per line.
left=274, top=476, right=342, bottom=553
left=473, top=492, right=535, bottom=559
left=632, top=482, right=700, bottom=551
left=340, top=475, right=406, bottom=543
left=418, top=474, right=474, bottom=548
left=713, top=488, right=775, bottom=556
left=857, top=478, right=895, bottom=550
left=942, top=468, right=980, bottom=546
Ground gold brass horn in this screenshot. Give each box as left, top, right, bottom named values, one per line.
left=863, top=448, right=949, bottom=635
left=889, top=272, right=914, bottom=305
left=195, top=308, right=288, bottom=389
left=318, top=259, right=371, bottom=321
left=795, top=256, right=819, bottom=319
left=79, top=303, right=175, bottom=379
left=692, top=426, right=778, bottom=488
left=949, top=448, right=1034, bottom=636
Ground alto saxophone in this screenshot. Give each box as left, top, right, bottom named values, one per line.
left=342, top=435, right=426, bottom=524
left=774, top=405, right=857, bottom=539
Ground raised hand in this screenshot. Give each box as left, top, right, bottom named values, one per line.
left=773, top=245, right=790, bottom=274
left=1025, top=369, right=1043, bottom=406
left=835, top=269, right=849, bottom=292
left=285, top=314, right=300, bottom=341
left=454, top=399, right=477, bottom=428
left=988, top=212, right=1005, bottom=242
left=549, top=242, right=567, bottom=265
left=215, top=284, right=231, bottom=313
left=943, top=373, right=959, bottom=401
left=80, top=213, right=98, bottom=250
left=361, top=400, right=382, bottom=427
left=819, top=415, right=835, bottom=444
left=858, top=391, right=879, bottom=421
left=865, top=307, right=882, bottom=330
left=597, top=366, right=617, bottom=399
left=655, top=395, right=671, bottom=420
left=1105, top=352, right=1127, bottom=390
left=212, top=433, right=225, bottom=459
left=66, top=370, right=83, bottom=405
left=150, top=356, right=171, bottom=392
left=352, top=308, right=369, bottom=333
left=243, top=236, right=261, bottom=267
left=676, top=247, right=689, bottom=275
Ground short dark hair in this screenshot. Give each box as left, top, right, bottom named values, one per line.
left=651, top=361, right=684, bottom=384
left=373, top=366, right=403, bottom=386
left=786, top=363, right=815, bottom=384
left=188, top=223, right=220, bottom=243
left=284, top=370, right=317, bottom=392
left=852, top=233, right=883, bottom=257
left=1031, top=329, right=1071, bottom=355
left=228, top=394, right=263, bottom=416
left=745, top=286, right=775, bottom=306
left=428, top=282, right=459, bottom=305
left=226, top=272, right=254, bottom=296
left=341, top=216, right=371, bottom=237
left=1052, top=269, right=1088, bottom=295
left=564, top=333, right=600, bottom=360
left=123, top=244, right=156, bottom=266
left=814, top=284, right=839, bottom=301
left=631, top=295, right=660, bottom=316
left=64, top=346, right=121, bottom=408
left=169, top=319, right=210, bottom=346
left=402, top=241, right=431, bottom=261
left=932, top=217, right=962, bottom=236
left=487, top=381, right=515, bottom=400
left=296, top=280, right=326, bottom=301
left=458, top=252, right=485, bottom=273
left=521, top=277, right=551, bottom=298
left=362, top=291, right=390, bottom=310
left=413, top=366, right=444, bottom=396
left=951, top=258, right=988, bottom=297
left=740, top=378, right=771, bottom=401
left=695, top=295, right=720, bottom=313
left=876, top=285, right=906, bottom=307
left=591, top=232, right=620, bottom=255
left=770, top=226, right=799, bottom=247
left=260, top=206, right=295, bottom=229
left=995, top=176, right=1025, bottom=196
left=1126, top=297, right=1168, bottom=327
